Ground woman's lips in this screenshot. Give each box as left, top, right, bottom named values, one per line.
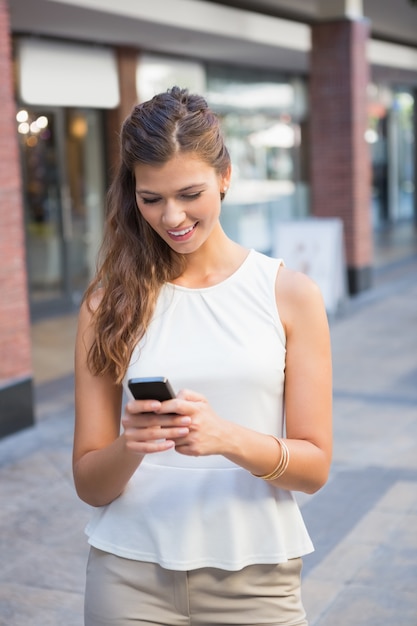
left=167, top=223, right=198, bottom=241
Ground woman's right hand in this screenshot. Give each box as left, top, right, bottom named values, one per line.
left=122, top=399, right=191, bottom=454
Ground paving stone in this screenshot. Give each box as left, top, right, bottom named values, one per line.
left=312, top=585, right=417, bottom=626
left=0, top=583, right=83, bottom=626
left=301, top=578, right=343, bottom=625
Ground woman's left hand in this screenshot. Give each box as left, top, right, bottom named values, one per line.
left=157, top=389, right=229, bottom=456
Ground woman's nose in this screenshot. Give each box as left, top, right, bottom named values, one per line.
left=161, top=200, right=186, bottom=228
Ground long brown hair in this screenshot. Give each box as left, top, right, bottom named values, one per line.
left=84, top=86, right=231, bottom=383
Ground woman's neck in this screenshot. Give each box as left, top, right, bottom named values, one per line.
left=172, top=234, right=248, bottom=289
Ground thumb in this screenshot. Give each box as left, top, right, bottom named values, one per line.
left=177, top=388, right=207, bottom=403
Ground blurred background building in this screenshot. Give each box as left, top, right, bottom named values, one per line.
left=1, top=0, right=416, bottom=436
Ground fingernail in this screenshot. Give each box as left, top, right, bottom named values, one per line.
left=179, top=417, right=191, bottom=425
left=178, top=428, right=189, bottom=435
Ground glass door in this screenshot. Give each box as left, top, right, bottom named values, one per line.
left=391, top=90, right=415, bottom=221
left=367, top=85, right=415, bottom=226
left=65, top=108, right=106, bottom=304
left=16, top=107, right=105, bottom=317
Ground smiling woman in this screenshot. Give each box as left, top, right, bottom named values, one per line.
left=73, top=86, right=332, bottom=626
left=134, top=153, right=230, bottom=252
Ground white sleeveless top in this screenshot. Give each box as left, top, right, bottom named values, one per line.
left=85, top=249, right=314, bottom=570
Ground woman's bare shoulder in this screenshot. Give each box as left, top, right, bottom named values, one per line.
left=83, top=286, right=104, bottom=312
left=76, top=288, right=105, bottom=342
left=277, top=265, right=322, bottom=299
left=275, top=266, right=326, bottom=332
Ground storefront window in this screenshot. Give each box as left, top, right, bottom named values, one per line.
left=206, top=65, right=308, bottom=254
left=17, top=109, right=63, bottom=302
left=137, top=54, right=206, bottom=102
left=367, top=83, right=415, bottom=227
left=17, top=107, right=105, bottom=314
left=393, top=90, right=415, bottom=220
left=367, top=84, right=389, bottom=226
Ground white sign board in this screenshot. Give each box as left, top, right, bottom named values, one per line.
left=18, top=38, right=119, bottom=108
left=273, top=218, right=347, bottom=314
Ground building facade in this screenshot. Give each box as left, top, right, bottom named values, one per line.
left=1, top=0, right=417, bottom=436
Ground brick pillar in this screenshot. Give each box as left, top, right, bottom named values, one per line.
left=0, top=0, right=34, bottom=437
left=310, top=18, right=373, bottom=294
left=105, top=46, right=138, bottom=180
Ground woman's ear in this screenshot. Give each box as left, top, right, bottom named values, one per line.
left=224, top=165, right=232, bottom=188
left=221, top=165, right=232, bottom=198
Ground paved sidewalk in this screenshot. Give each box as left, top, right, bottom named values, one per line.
left=301, top=256, right=417, bottom=625
left=0, top=257, right=416, bottom=625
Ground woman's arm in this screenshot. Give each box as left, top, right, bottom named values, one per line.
left=72, top=299, right=143, bottom=506
left=276, top=267, right=333, bottom=492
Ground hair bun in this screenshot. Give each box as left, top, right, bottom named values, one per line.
left=168, top=86, right=207, bottom=113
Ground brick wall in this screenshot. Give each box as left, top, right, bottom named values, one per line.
left=0, top=0, right=34, bottom=435
left=310, top=19, right=373, bottom=293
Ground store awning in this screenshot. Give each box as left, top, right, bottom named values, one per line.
left=17, top=38, right=120, bottom=108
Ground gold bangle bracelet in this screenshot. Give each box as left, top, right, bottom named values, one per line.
left=252, top=436, right=290, bottom=481
left=266, top=440, right=289, bottom=480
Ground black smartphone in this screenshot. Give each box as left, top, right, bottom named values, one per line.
left=128, top=377, right=176, bottom=402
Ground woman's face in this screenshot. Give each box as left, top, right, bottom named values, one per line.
left=134, top=153, right=230, bottom=254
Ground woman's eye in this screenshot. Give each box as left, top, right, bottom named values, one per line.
left=141, top=197, right=160, bottom=204
left=182, top=192, right=202, bottom=200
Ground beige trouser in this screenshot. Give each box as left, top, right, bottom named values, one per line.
left=84, top=547, right=308, bottom=626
